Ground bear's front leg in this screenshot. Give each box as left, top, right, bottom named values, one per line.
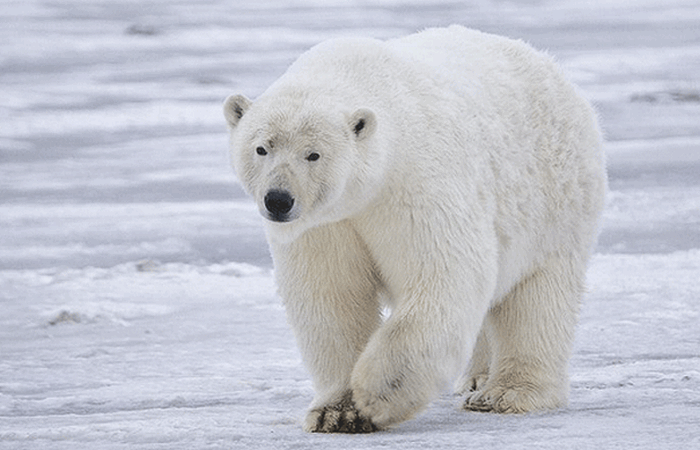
left=350, top=288, right=489, bottom=429
left=269, top=222, right=383, bottom=433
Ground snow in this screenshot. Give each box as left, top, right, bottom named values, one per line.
left=1, top=0, right=699, bottom=448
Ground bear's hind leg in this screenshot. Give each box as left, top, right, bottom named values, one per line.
left=463, top=254, right=584, bottom=413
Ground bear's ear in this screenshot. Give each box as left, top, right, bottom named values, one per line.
left=223, top=94, right=252, bottom=129
left=348, top=108, right=376, bottom=141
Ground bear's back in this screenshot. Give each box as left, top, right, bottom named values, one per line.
left=265, top=26, right=561, bottom=112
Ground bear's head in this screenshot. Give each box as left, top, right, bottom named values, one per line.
left=224, top=92, right=385, bottom=240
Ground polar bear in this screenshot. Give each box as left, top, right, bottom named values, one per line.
left=223, top=25, right=606, bottom=433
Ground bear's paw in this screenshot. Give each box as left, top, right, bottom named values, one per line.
left=303, top=392, right=378, bottom=433
left=462, top=381, right=565, bottom=414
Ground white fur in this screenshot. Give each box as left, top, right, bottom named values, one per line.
left=223, top=25, right=606, bottom=432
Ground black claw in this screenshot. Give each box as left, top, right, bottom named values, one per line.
left=314, top=409, right=326, bottom=432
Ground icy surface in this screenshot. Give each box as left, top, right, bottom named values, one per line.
left=1, top=0, right=699, bottom=448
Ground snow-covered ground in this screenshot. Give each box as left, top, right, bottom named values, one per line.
left=1, top=0, right=699, bottom=448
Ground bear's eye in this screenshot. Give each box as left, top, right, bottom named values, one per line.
left=306, top=152, right=320, bottom=162
left=256, top=146, right=268, bottom=156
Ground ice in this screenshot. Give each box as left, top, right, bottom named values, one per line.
left=1, top=0, right=699, bottom=448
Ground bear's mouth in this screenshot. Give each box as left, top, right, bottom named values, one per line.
left=266, top=213, right=293, bottom=223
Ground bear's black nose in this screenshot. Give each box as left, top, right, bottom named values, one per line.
left=264, top=190, right=295, bottom=220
